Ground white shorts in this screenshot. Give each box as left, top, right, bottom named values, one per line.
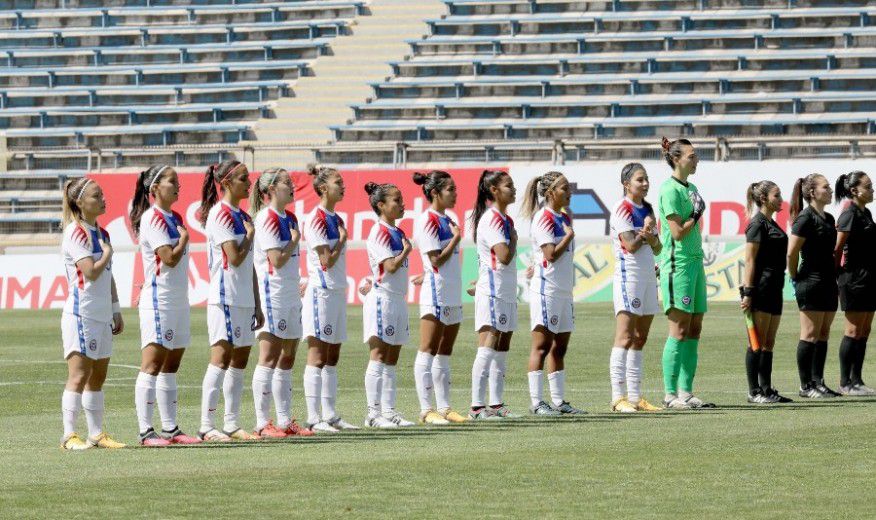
left=207, top=304, right=255, bottom=348
left=363, top=291, right=410, bottom=346
left=613, top=277, right=660, bottom=316
left=302, top=285, right=347, bottom=344
left=257, top=300, right=303, bottom=341
left=474, top=292, right=517, bottom=333
left=62, top=313, right=112, bottom=360
left=139, top=307, right=191, bottom=349
left=419, top=304, right=463, bottom=326
left=529, top=292, right=574, bottom=334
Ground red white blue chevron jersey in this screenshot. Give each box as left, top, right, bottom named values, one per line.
left=206, top=201, right=254, bottom=307
left=304, top=206, right=347, bottom=291
left=63, top=221, right=112, bottom=322
left=367, top=220, right=409, bottom=297
left=415, top=208, right=462, bottom=308
left=254, top=207, right=300, bottom=304
left=609, top=198, right=657, bottom=282
left=530, top=207, right=575, bottom=299
left=476, top=207, right=517, bottom=302
left=138, top=206, right=189, bottom=310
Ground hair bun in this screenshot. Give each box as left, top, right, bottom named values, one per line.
left=364, top=182, right=378, bottom=195
left=306, top=163, right=320, bottom=177
left=661, top=136, right=671, bottom=152
left=412, top=172, right=428, bottom=185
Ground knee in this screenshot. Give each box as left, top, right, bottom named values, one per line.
left=67, top=371, right=88, bottom=391
left=550, top=344, right=567, bottom=358
left=633, top=334, right=648, bottom=349
left=687, top=324, right=702, bottom=339
left=616, top=331, right=634, bottom=349
left=532, top=344, right=550, bottom=361
left=162, top=359, right=182, bottom=373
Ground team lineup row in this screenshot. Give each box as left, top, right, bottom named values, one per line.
left=56, top=137, right=875, bottom=449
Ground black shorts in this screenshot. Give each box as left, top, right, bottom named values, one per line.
left=839, top=269, right=876, bottom=312
left=751, top=275, right=784, bottom=316
left=794, top=274, right=838, bottom=312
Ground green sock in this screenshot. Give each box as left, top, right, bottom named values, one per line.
left=662, top=337, right=683, bottom=395
left=679, top=338, right=699, bottom=393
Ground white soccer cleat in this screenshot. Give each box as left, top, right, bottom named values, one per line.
left=307, top=421, right=339, bottom=434
left=383, top=411, right=415, bottom=427
left=365, top=415, right=398, bottom=429
left=328, top=417, right=361, bottom=431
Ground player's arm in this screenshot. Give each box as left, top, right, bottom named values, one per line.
left=665, top=213, right=698, bottom=241
left=384, top=237, right=413, bottom=274
left=75, top=239, right=112, bottom=281
left=833, top=231, right=849, bottom=270
left=427, top=220, right=462, bottom=269
left=221, top=219, right=254, bottom=267
left=252, top=267, right=264, bottom=329
left=541, top=222, right=574, bottom=263
left=619, top=231, right=647, bottom=253
left=740, top=241, right=759, bottom=310
left=315, top=225, right=347, bottom=270
left=787, top=234, right=805, bottom=280
left=110, top=277, right=124, bottom=335
left=155, top=225, right=189, bottom=268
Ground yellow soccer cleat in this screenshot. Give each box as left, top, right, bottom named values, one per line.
left=440, top=409, right=468, bottom=423
left=88, top=432, right=127, bottom=449
left=611, top=398, right=638, bottom=413
left=636, top=398, right=664, bottom=412
left=419, top=410, right=450, bottom=425
left=226, top=428, right=261, bottom=441
left=61, top=432, right=88, bottom=451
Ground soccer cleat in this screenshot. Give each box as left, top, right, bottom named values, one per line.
left=467, top=406, right=499, bottom=421
left=814, top=380, right=841, bottom=397
left=680, top=395, right=716, bottom=409
left=281, top=420, right=315, bottom=437
left=664, top=396, right=692, bottom=409
left=225, top=428, right=261, bottom=441
left=307, top=421, right=339, bottom=434
left=382, top=411, right=415, bottom=427
left=852, top=383, right=876, bottom=396
left=440, top=409, right=468, bottom=423
left=636, top=398, right=664, bottom=412
left=160, top=427, right=202, bottom=445
left=198, top=428, right=231, bottom=442
left=61, top=432, right=88, bottom=451
left=553, top=401, right=587, bottom=415
left=255, top=420, right=288, bottom=439
left=611, top=398, right=637, bottom=413
left=328, top=417, right=361, bottom=431
left=88, top=432, right=126, bottom=449
left=799, top=383, right=828, bottom=399
left=840, top=384, right=871, bottom=397
left=763, top=388, right=793, bottom=403
left=419, top=410, right=450, bottom=425
left=365, top=415, right=398, bottom=429
left=530, top=401, right=562, bottom=416
left=139, top=428, right=172, bottom=447
left=747, top=391, right=770, bottom=404
left=490, top=404, right=522, bottom=418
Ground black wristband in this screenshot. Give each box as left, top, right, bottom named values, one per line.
left=740, top=286, right=755, bottom=298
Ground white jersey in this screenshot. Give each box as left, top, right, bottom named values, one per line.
left=62, top=221, right=112, bottom=322
left=304, top=206, right=347, bottom=292
left=476, top=207, right=517, bottom=302
left=138, top=206, right=189, bottom=310
left=610, top=197, right=658, bottom=282
left=367, top=220, right=409, bottom=297
left=415, top=208, right=462, bottom=308
left=529, top=206, right=575, bottom=299
left=254, top=206, right=300, bottom=305
left=206, top=201, right=254, bottom=308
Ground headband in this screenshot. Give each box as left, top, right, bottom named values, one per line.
left=147, top=165, right=170, bottom=190
left=75, top=179, right=92, bottom=202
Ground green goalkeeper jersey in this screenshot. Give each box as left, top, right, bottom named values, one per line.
left=658, top=176, right=704, bottom=263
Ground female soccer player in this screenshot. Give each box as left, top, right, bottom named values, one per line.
left=413, top=170, right=466, bottom=425
left=741, top=180, right=792, bottom=404
left=362, top=182, right=416, bottom=428
left=250, top=168, right=314, bottom=437
left=301, top=165, right=358, bottom=433
left=197, top=160, right=264, bottom=441
left=608, top=163, right=664, bottom=413
left=833, top=171, right=876, bottom=396
left=130, top=165, right=201, bottom=446
left=60, top=177, right=125, bottom=450
left=521, top=171, right=585, bottom=416
left=469, top=170, right=520, bottom=420
left=787, top=173, right=840, bottom=398
left=657, top=137, right=713, bottom=409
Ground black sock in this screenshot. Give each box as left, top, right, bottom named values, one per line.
left=745, top=348, right=761, bottom=393
left=812, top=340, right=828, bottom=382
left=839, top=336, right=856, bottom=387
left=759, top=350, right=773, bottom=391
left=797, top=340, right=815, bottom=386
left=851, top=338, right=868, bottom=386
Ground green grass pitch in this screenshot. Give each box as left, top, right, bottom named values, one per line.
left=0, top=303, right=873, bottom=519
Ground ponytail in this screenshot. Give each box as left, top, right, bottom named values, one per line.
left=519, top=171, right=565, bottom=220
left=834, top=170, right=868, bottom=203
left=249, top=167, right=289, bottom=215
left=198, top=159, right=242, bottom=227
left=130, top=164, right=172, bottom=236
left=62, top=177, right=96, bottom=248
left=471, top=169, right=507, bottom=241
left=746, top=180, right=778, bottom=215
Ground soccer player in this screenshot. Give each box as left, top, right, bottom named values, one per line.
left=521, top=171, right=586, bottom=416
left=362, top=182, right=416, bottom=428
left=787, top=173, right=840, bottom=398
left=413, top=170, right=466, bottom=425
left=60, top=177, right=126, bottom=450
left=657, top=137, right=713, bottom=409
left=469, top=170, right=521, bottom=420
left=833, top=171, right=876, bottom=396
left=741, top=180, right=792, bottom=404
left=301, top=166, right=358, bottom=432
left=249, top=168, right=314, bottom=437
left=130, top=165, right=201, bottom=446
left=608, top=163, right=664, bottom=413
left=197, top=160, right=264, bottom=441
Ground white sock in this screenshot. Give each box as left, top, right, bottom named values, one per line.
left=272, top=368, right=293, bottom=428
left=252, top=365, right=274, bottom=431
left=432, top=354, right=451, bottom=412
left=200, top=364, right=226, bottom=432
left=610, top=347, right=627, bottom=402
left=626, top=349, right=644, bottom=404
left=156, top=372, right=178, bottom=432
left=489, top=351, right=507, bottom=407
left=62, top=390, right=81, bottom=437
left=414, top=351, right=435, bottom=413
left=365, top=360, right=384, bottom=417
left=303, top=365, right=322, bottom=425
left=135, top=371, right=157, bottom=433
left=321, top=365, right=338, bottom=422
left=528, top=370, right=544, bottom=407
left=381, top=364, right=397, bottom=414
left=222, top=367, right=245, bottom=433
left=548, top=370, right=566, bottom=407
left=470, top=347, right=495, bottom=408
left=82, top=390, right=104, bottom=439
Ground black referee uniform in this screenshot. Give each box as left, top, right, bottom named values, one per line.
left=745, top=212, right=788, bottom=316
